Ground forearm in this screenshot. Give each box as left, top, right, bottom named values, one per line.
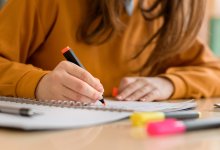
left=160, top=63, right=220, bottom=99
left=0, top=57, right=49, bottom=98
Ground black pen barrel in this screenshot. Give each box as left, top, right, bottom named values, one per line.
left=63, top=49, right=85, bottom=68
left=165, top=111, right=200, bottom=120
left=184, top=118, right=220, bottom=131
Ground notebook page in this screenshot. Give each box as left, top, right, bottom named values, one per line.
left=90, top=99, right=196, bottom=112
left=0, top=98, right=196, bottom=130
left=0, top=100, right=130, bottom=130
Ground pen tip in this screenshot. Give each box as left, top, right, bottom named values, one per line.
left=100, top=99, right=106, bottom=106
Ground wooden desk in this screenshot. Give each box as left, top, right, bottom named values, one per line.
left=1, top=99, right=220, bottom=150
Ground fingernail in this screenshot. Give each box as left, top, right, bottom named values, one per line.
left=94, top=92, right=101, bottom=100
left=140, top=98, right=146, bottom=101
left=97, top=94, right=103, bottom=100
left=96, top=78, right=101, bottom=83
left=116, top=95, right=123, bottom=100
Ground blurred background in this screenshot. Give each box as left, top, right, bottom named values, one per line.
left=0, top=0, right=5, bottom=9
left=0, top=0, right=220, bottom=56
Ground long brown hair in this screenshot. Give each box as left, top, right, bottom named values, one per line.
left=77, top=0, right=206, bottom=75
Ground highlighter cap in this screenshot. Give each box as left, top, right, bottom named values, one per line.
left=112, top=87, right=118, bottom=97
left=130, top=112, right=165, bottom=126
left=147, top=119, right=186, bottom=136
left=61, top=46, right=71, bottom=54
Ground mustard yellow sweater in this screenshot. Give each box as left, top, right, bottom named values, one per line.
left=0, top=0, right=220, bottom=99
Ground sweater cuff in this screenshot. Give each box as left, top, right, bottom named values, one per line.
left=158, top=74, right=187, bottom=99
left=16, top=70, right=49, bottom=99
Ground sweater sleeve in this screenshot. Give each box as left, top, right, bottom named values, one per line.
left=159, top=39, right=220, bottom=99
left=0, top=0, right=56, bottom=98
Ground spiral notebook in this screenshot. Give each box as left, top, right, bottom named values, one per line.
left=0, top=96, right=196, bottom=130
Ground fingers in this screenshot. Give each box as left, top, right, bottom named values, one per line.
left=117, top=79, right=148, bottom=100
left=61, top=85, right=96, bottom=103
left=60, top=61, right=104, bottom=93
left=125, top=85, right=154, bottom=101
left=118, top=77, right=136, bottom=92
left=140, top=89, right=160, bottom=102
left=116, top=78, right=163, bottom=102
left=117, top=79, right=156, bottom=101
left=36, top=61, right=104, bottom=103
left=62, top=72, right=103, bottom=101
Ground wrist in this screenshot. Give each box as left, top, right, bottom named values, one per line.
left=157, top=77, right=175, bottom=98
left=35, top=73, right=49, bottom=100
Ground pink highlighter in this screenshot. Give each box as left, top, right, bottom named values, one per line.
left=147, top=119, right=186, bottom=136
left=147, top=118, right=220, bottom=136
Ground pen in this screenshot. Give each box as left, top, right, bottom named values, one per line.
left=61, top=46, right=106, bottom=106
left=130, top=111, right=201, bottom=126
left=147, top=118, right=220, bottom=136
left=0, top=105, right=38, bottom=117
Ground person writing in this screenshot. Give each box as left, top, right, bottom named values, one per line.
left=0, top=0, right=219, bottom=103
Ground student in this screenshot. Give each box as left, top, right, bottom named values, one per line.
left=0, top=0, right=219, bottom=103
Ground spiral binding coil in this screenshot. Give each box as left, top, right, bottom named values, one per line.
left=0, top=96, right=133, bottom=112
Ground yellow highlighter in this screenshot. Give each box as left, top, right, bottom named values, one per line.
left=130, top=111, right=201, bottom=126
